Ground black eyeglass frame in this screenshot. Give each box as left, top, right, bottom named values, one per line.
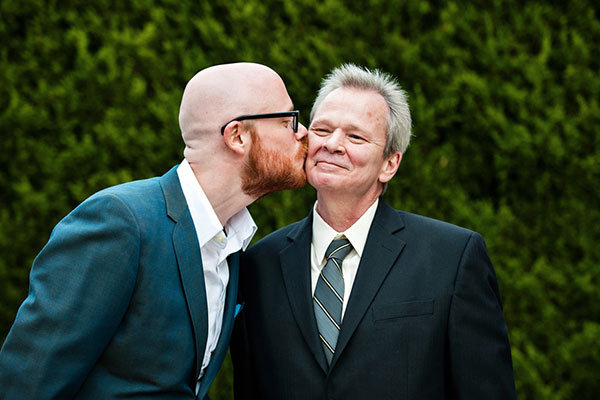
left=220, top=110, right=299, bottom=135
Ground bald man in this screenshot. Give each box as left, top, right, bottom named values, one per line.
left=0, top=63, right=308, bottom=399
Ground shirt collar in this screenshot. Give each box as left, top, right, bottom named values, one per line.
left=312, top=198, right=379, bottom=262
left=225, top=205, right=258, bottom=252
left=177, top=159, right=257, bottom=250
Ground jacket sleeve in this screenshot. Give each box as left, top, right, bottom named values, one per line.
left=0, top=193, right=140, bottom=399
left=448, top=232, right=517, bottom=399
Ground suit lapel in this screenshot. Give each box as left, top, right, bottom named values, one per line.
left=280, top=212, right=329, bottom=373
left=161, top=167, right=208, bottom=382
left=331, top=201, right=406, bottom=369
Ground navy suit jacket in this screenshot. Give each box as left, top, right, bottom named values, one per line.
left=232, top=200, right=516, bottom=399
left=0, top=166, right=238, bottom=399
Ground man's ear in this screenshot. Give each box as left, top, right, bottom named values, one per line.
left=222, top=122, right=250, bottom=156
left=379, top=152, right=402, bottom=183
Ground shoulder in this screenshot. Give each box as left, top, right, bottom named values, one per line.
left=253, top=219, right=305, bottom=248
left=54, top=175, right=167, bottom=236
left=397, top=209, right=474, bottom=238
left=246, top=217, right=309, bottom=255
left=92, top=176, right=163, bottom=204
left=378, top=201, right=481, bottom=250
left=75, top=176, right=164, bottom=215
left=382, top=205, right=492, bottom=279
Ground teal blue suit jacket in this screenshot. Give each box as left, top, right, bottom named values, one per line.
left=0, top=166, right=238, bottom=399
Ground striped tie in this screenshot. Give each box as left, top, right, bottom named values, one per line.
left=313, top=237, right=353, bottom=366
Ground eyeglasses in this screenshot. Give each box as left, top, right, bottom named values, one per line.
left=220, top=110, right=299, bottom=135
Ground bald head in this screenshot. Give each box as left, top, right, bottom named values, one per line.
left=179, top=63, right=292, bottom=160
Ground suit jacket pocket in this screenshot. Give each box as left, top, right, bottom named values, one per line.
left=372, top=299, right=434, bottom=322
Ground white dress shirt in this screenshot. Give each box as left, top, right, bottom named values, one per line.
left=177, top=159, right=257, bottom=393
left=311, top=199, right=379, bottom=319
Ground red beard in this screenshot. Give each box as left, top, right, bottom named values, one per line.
left=242, top=129, right=307, bottom=198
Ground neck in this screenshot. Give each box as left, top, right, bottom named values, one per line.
left=189, top=161, right=255, bottom=227
left=315, top=191, right=380, bottom=232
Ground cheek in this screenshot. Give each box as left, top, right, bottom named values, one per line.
left=263, top=136, right=292, bottom=154
left=307, top=131, right=323, bottom=148
left=306, top=139, right=321, bottom=159
left=305, top=155, right=317, bottom=176
left=306, top=163, right=319, bottom=187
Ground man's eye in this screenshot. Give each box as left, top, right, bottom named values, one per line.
left=311, top=128, right=330, bottom=135
left=349, top=134, right=365, bottom=141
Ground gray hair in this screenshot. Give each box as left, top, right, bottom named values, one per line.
left=310, top=64, right=412, bottom=156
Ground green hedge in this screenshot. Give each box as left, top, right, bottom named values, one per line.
left=1, top=1, right=598, bottom=399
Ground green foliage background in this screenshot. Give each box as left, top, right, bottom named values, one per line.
left=1, top=0, right=598, bottom=398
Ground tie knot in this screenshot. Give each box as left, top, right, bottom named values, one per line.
left=325, top=238, right=353, bottom=262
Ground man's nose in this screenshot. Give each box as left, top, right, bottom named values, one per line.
left=323, top=129, right=345, bottom=153
left=295, top=123, right=308, bottom=141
